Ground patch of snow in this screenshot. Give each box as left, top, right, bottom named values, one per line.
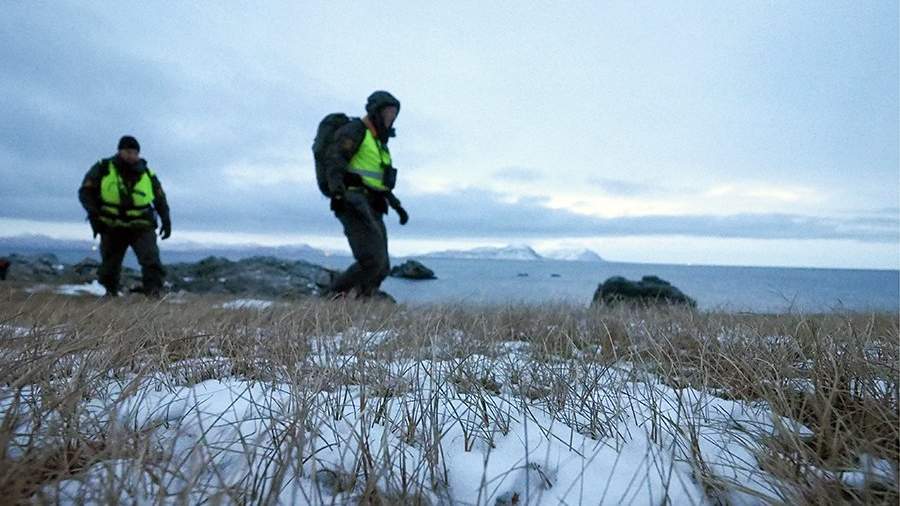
left=56, top=281, right=106, bottom=296
left=220, top=299, right=273, bottom=310
left=817, top=453, right=897, bottom=490
left=0, top=325, right=31, bottom=339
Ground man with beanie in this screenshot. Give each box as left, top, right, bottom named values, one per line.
left=78, top=135, right=172, bottom=297
left=322, top=91, right=409, bottom=300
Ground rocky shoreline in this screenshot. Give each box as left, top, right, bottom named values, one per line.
left=2, top=253, right=337, bottom=298
left=2, top=253, right=697, bottom=307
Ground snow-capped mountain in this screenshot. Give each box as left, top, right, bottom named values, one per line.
left=541, top=248, right=605, bottom=262
left=422, top=245, right=543, bottom=261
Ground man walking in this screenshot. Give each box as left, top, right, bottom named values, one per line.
left=78, top=135, right=171, bottom=297
left=322, top=91, right=409, bottom=300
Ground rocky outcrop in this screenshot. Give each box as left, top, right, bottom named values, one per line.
left=2, top=254, right=140, bottom=285
left=3, top=254, right=335, bottom=298
left=389, top=260, right=436, bottom=280
left=167, top=256, right=335, bottom=297
left=593, top=275, right=696, bottom=307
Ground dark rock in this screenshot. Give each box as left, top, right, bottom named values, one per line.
left=593, top=275, right=696, bottom=307
left=70, top=257, right=102, bottom=283
left=4, top=253, right=141, bottom=285
left=166, top=256, right=336, bottom=298
left=6, top=253, right=65, bottom=282
left=389, top=260, right=436, bottom=280
left=6, top=253, right=337, bottom=299
left=0, top=258, right=9, bottom=280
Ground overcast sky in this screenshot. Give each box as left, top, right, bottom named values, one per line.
left=1, top=1, right=897, bottom=268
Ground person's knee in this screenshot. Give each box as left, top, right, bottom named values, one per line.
left=135, top=248, right=162, bottom=268
left=357, top=250, right=386, bottom=272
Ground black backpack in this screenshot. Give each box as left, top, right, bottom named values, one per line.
left=312, top=113, right=353, bottom=197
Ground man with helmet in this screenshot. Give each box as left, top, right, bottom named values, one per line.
left=78, top=135, right=172, bottom=297
left=322, top=91, right=409, bottom=300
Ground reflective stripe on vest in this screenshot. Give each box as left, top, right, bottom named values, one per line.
left=347, top=129, right=391, bottom=191
left=99, top=161, right=156, bottom=228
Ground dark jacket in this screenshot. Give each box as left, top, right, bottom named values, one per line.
left=78, top=156, right=171, bottom=227
left=322, top=119, right=401, bottom=215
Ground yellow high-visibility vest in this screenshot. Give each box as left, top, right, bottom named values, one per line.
left=98, top=160, right=156, bottom=228
left=347, top=129, right=391, bottom=191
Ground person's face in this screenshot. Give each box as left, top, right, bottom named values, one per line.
left=117, top=148, right=140, bottom=164
left=380, top=106, right=399, bottom=129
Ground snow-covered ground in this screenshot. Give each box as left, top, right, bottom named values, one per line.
left=4, top=330, right=893, bottom=505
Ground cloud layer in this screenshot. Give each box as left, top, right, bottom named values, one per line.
left=0, top=2, right=897, bottom=268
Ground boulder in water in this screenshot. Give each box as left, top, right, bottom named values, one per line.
left=592, top=275, right=696, bottom=307
left=389, top=260, right=436, bottom=280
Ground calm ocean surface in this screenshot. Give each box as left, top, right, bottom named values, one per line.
left=379, top=257, right=898, bottom=313
left=17, top=248, right=900, bottom=313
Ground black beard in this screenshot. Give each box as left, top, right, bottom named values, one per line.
left=115, top=155, right=141, bottom=173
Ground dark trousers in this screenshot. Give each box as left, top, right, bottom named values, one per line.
left=331, top=197, right=390, bottom=297
left=98, top=228, right=165, bottom=294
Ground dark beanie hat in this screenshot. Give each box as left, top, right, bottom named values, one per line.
left=117, top=135, right=140, bottom=152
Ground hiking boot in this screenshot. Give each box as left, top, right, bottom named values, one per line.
left=326, top=291, right=348, bottom=302
left=366, top=290, right=397, bottom=304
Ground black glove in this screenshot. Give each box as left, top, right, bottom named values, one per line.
left=394, top=205, right=409, bottom=225
left=159, top=218, right=172, bottom=240
left=88, top=215, right=104, bottom=239
left=330, top=189, right=346, bottom=212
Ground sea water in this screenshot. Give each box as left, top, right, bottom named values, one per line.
left=380, top=257, right=899, bottom=313
left=15, top=248, right=900, bottom=313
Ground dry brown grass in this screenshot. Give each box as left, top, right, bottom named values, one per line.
left=0, top=285, right=897, bottom=504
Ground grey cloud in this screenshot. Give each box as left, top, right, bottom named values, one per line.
left=586, top=177, right=663, bottom=196
left=492, top=166, right=545, bottom=181
left=393, top=190, right=899, bottom=243
left=4, top=179, right=898, bottom=243
left=2, top=5, right=895, bottom=247
left=868, top=207, right=900, bottom=217
left=0, top=5, right=333, bottom=232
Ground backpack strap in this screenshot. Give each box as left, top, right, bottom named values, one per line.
left=97, top=158, right=111, bottom=177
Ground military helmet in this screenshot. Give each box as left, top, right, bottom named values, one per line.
left=366, top=91, right=401, bottom=116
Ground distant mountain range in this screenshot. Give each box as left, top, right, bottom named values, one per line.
left=421, top=245, right=604, bottom=262
left=541, top=248, right=605, bottom=262
left=0, top=235, right=604, bottom=263
left=0, top=234, right=339, bottom=259
left=422, top=244, right=544, bottom=261
left=0, top=234, right=93, bottom=252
